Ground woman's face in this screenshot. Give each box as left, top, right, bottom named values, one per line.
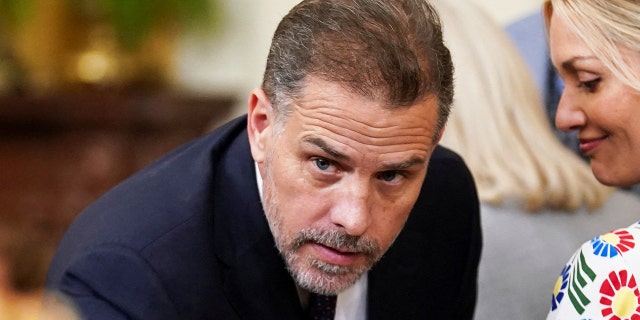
left=549, top=13, right=640, bottom=187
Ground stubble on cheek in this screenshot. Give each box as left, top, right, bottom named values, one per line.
left=260, top=151, right=395, bottom=295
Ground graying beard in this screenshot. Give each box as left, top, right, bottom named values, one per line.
left=285, top=253, right=363, bottom=295
left=291, top=229, right=378, bottom=255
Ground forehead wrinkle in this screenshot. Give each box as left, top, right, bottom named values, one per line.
left=298, top=108, right=435, bottom=148
left=308, top=121, right=433, bottom=152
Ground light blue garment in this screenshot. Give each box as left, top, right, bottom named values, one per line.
left=505, top=12, right=550, bottom=98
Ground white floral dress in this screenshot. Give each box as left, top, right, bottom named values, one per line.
left=547, top=221, right=640, bottom=320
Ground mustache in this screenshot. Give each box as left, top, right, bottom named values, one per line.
left=291, top=229, right=380, bottom=255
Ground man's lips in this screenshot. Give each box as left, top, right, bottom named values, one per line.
left=310, top=242, right=360, bottom=266
left=579, top=136, right=606, bottom=154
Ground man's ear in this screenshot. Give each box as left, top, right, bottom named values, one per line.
left=247, top=88, right=273, bottom=163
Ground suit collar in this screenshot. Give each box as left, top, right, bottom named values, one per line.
left=211, top=126, right=304, bottom=319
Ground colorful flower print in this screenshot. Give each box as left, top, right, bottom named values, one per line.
left=552, top=264, right=571, bottom=311
left=592, top=230, right=635, bottom=258
left=568, top=251, right=597, bottom=314
left=599, top=270, right=640, bottom=319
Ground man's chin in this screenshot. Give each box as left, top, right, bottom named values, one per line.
left=289, top=261, right=367, bottom=295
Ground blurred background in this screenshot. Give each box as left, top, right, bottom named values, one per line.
left=0, top=0, right=542, bottom=315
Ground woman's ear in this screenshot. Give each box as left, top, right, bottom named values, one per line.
left=247, top=88, right=273, bottom=163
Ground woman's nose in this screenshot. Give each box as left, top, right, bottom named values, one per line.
left=555, top=90, right=587, bottom=132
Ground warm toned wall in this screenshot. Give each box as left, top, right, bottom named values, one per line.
left=470, top=0, right=543, bottom=25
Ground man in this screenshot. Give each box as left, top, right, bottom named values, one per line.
left=45, top=0, right=481, bottom=319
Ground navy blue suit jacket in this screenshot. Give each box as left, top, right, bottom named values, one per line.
left=46, top=116, right=481, bottom=319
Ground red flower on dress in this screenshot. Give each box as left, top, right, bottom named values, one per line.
left=600, top=270, right=640, bottom=320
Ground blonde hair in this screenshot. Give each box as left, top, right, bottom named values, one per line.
left=544, top=0, right=640, bottom=92
left=432, top=0, right=612, bottom=211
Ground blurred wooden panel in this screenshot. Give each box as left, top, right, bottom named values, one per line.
left=0, top=91, right=235, bottom=244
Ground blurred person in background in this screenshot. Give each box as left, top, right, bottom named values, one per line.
left=544, top=0, right=640, bottom=318
left=430, top=0, right=640, bottom=319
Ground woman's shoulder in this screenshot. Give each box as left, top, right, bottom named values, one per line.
left=547, top=219, right=640, bottom=319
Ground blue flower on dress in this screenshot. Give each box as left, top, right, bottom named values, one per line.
left=591, top=230, right=635, bottom=258
left=551, top=264, right=571, bottom=311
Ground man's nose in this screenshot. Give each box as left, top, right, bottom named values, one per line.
left=555, top=91, right=587, bottom=132
left=329, top=182, right=371, bottom=237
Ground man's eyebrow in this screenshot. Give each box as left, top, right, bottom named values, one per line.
left=381, top=156, right=426, bottom=171
left=303, top=137, right=350, bottom=160
left=303, top=136, right=426, bottom=170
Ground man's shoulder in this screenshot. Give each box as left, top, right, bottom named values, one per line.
left=71, top=115, right=249, bottom=243
left=408, top=143, right=479, bottom=227
left=409, top=143, right=479, bottom=231
left=428, top=145, right=473, bottom=180
left=432, top=144, right=463, bottom=160
left=46, top=116, right=252, bottom=285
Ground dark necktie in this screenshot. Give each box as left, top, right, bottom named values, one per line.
left=307, top=293, right=337, bottom=320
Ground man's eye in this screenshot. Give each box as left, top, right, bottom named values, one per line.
left=313, top=158, right=333, bottom=171
left=378, top=171, right=399, bottom=182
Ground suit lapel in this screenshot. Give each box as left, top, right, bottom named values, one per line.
left=211, top=125, right=305, bottom=319
left=367, top=230, right=426, bottom=320
left=222, top=236, right=305, bottom=319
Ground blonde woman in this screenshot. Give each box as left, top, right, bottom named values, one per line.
left=429, top=0, right=640, bottom=319
left=544, top=0, right=640, bottom=319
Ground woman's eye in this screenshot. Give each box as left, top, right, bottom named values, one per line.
left=313, top=158, right=333, bottom=171
left=578, top=78, right=601, bottom=92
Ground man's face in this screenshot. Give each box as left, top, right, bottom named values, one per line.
left=248, top=76, right=441, bottom=295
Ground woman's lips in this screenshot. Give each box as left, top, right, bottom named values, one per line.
left=579, top=136, right=605, bottom=155
left=310, top=243, right=360, bottom=266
